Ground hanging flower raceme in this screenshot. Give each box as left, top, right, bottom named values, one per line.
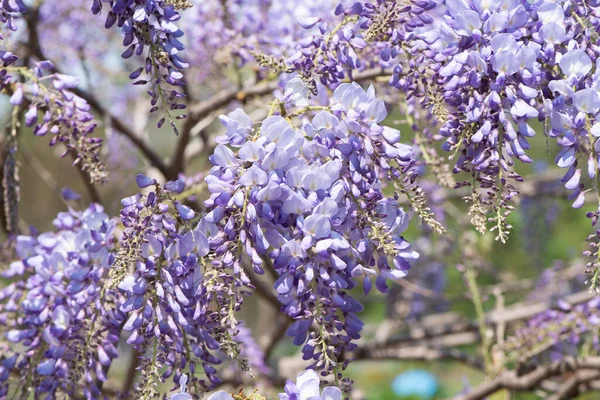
left=373, top=0, right=600, bottom=248
left=102, top=81, right=427, bottom=395
left=90, top=0, right=191, bottom=131
left=184, top=0, right=342, bottom=90
left=0, top=204, right=120, bottom=399
left=282, top=0, right=438, bottom=92
left=3, top=57, right=107, bottom=234
left=0, top=0, right=26, bottom=90
left=115, top=176, right=246, bottom=395
left=8, top=61, right=107, bottom=183
left=199, top=81, right=420, bottom=376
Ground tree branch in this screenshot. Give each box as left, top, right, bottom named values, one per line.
left=354, top=334, right=484, bottom=370
left=547, top=369, right=600, bottom=400
left=24, top=7, right=170, bottom=179
left=263, top=316, right=291, bottom=359
left=449, top=358, right=600, bottom=400
left=73, top=88, right=171, bottom=179
left=168, top=113, right=197, bottom=178
left=185, top=68, right=392, bottom=125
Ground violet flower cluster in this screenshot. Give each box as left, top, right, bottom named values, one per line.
left=303, top=0, right=600, bottom=283
left=35, top=0, right=146, bottom=121
left=0, top=204, right=120, bottom=399
left=1, top=2, right=106, bottom=232
left=202, top=81, right=419, bottom=374
left=9, top=0, right=600, bottom=398
left=91, top=0, right=192, bottom=131
left=505, top=296, right=600, bottom=364
left=8, top=61, right=106, bottom=183
left=268, top=0, right=600, bottom=259
left=0, top=3, right=107, bottom=235
left=271, top=0, right=439, bottom=92
left=184, top=0, right=343, bottom=89
left=401, top=0, right=600, bottom=276
left=0, top=0, right=25, bottom=90
left=115, top=175, right=245, bottom=395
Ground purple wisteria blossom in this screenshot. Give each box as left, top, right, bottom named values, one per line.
left=91, top=0, right=192, bottom=131
left=367, top=0, right=600, bottom=253
left=202, top=81, right=419, bottom=374
left=8, top=0, right=600, bottom=399
left=114, top=176, right=234, bottom=393
left=279, top=370, right=342, bottom=400
left=0, top=204, right=120, bottom=398
left=9, top=62, right=106, bottom=182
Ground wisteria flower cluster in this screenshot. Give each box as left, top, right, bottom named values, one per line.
left=91, top=0, right=192, bottom=131
left=296, top=0, right=600, bottom=285
left=185, top=0, right=341, bottom=88
left=170, top=371, right=342, bottom=400
left=284, top=0, right=438, bottom=90
left=9, top=62, right=106, bottom=183
left=0, top=204, right=119, bottom=398
left=403, top=0, right=600, bottom=280
left=1, top=3, right=107, bottom=237
left=203, top=81, right=420, bottom=373
left=7, top=0, right=600, bottom=399
left=275, top=0, right=600, bottom=247
left=114, top=175, right=242, bottom=396
left=1, top=86, right=421, bottom=395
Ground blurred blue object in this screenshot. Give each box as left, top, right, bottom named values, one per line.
left=392, top=369, right=439, bottom=399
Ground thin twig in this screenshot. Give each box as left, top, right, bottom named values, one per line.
left=263, top=316, right=291, bottom=359
left=70, top=151, right=102, bottom=204
left=122, top=350, right=142, bottom=394
left=449, top=358, right=600, bottom=400
left=354, top=333, right=484, bottom=370
left=547, top=369, right=600, bottom=400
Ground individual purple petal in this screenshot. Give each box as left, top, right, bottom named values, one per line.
left=61, top=187, right=81, bottom=201
left=175, top=202, right=195, bottom=220
left=303, top=214, right=331, bottom=239
left=560, top=50, right=592, bottom=78
left=165, top=179, right=185, bottom=193
left=136, top=174, right=157, bottom=188
left=9, top=86, right=23, bottom=105
left=574, top=88, right=600, bottom=114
